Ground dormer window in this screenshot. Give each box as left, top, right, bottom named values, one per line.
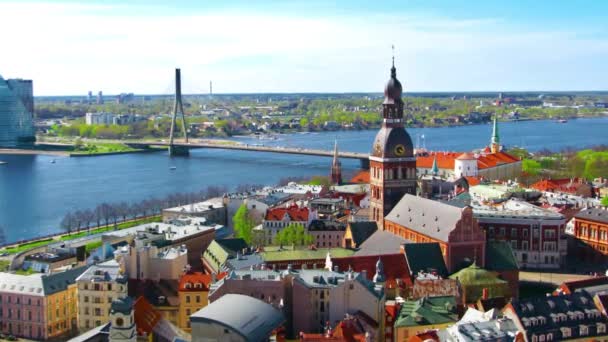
left=195, top=283, right=203, bottom=289
left=185, top=283, right=192, bottom=289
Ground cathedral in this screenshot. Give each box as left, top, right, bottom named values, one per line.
left=369, top=59, right=418, bottom=229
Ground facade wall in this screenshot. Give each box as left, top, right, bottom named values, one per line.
left=0, top=293, right=46, bottom=340
left=369, top=160, right=418, bottom=230
left=574, top=217, right=608, bottom=262
left=190, top=321, right=246, bottom=342
left=292, top=281, right=317, bottom=335
left=173, top=230, right=215, bottom=271
left=263, top=220, right=307, bottom=245
left=178, top=289, right=208, bottom=331
left=77, top=281, right=128, bottom=331
left=46, top=285, right=78, bottom=339
left=328, top=278, right=384, bottom=339
left=310, top=230, right=345, bottom=248
left=479, top=217, right=566, bottom=269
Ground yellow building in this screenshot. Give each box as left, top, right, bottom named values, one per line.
left=177, top=271, right=218, bottom=331
left=44, top=267, right=87, bottom=339
left=393, top=296, right=458, bottom=341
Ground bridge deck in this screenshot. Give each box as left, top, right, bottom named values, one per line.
left=129, top=140, right=370, bottom=160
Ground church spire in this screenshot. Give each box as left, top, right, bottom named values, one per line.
left=330, top=139, right=342, bottom=185
left=490, top=113, right=500, bottom=153
left=391, top=44, right=396, bottom=78
left=431, top=156, right=439, bottom=176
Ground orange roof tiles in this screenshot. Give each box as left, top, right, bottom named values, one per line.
left=134, top=296, right=162, bottom=336
left=178, top=271, right=226, bottom=292
left=416, top=151, right=520, bottom=171
left=265, top=205, right=311, bottom=221
left=464, top=176, right=482, bottom=186
left=350, top=170, right=370, bottom=184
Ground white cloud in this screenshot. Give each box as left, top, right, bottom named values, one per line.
left=0, top=2, right=606, bottom=94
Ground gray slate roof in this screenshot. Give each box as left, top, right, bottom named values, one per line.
left=576, top=207, right=608, bottom=224
left=385, top=194, right=464, bottom=242
left=348, top=221, right=378, bottom=246
left=43, top=266, right=87, bottom=295
left=191, top=294, right=284, bottom=342
left=354, top=230, right=411, bottom=256
left=76, top=260, right=127, bottom=284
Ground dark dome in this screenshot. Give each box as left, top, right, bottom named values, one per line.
left=384, top=66, right=402, bottom=101
left=371, top=126, right=414, bottom=158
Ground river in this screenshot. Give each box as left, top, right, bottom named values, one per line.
left=1, top=117, right=607, bottom=243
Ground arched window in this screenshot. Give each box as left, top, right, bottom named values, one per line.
left=115, top=317, right=124, bottom=327
left=185, top=283, right=192, bottom=289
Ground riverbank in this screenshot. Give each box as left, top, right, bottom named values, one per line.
left=0, top=215, right=161, bottom=255
left=0, top=148, right=69, bottom=156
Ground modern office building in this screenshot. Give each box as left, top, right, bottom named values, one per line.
left=0, top=75, right=35, bottom=147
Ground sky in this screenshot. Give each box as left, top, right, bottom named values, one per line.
left=0, top=0, right=607, bottom=95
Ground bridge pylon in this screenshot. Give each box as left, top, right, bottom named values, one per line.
left=168, top=68, right=189, bottom=156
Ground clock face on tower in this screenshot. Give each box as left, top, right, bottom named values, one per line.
left=394, top=144, right=406, bottom=156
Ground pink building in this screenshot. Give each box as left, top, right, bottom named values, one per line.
left=0, top=274, right=47, bottom=340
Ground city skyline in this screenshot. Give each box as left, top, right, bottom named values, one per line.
left=1, top=0, right=607, bottom=95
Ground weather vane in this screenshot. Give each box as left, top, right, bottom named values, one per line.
left=391, top=44, right=395, bottom=66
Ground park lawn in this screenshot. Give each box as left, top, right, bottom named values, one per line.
left=0, top=239, right=54, bottom=255
left=70, top=142, right=139, bottom=155
left=0, top=260, right=10, bottom=271
left=85, top=240, right=103, bottom=253
left=0, top=216, right=162, bottom=254
left=60, top=215, right=161, bottom=241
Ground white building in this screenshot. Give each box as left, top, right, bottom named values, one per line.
left=76, top=260, right=128, bottom=331
left=114, top=244, right=188, bottom=281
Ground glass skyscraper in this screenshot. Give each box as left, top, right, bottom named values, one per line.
left=0, top=75, right=35, bottom=147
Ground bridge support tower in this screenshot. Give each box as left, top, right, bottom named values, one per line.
left=168, top=68, right=190, bottom=156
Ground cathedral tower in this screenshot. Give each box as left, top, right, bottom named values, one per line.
left=369, top=56, right=417, bottom=229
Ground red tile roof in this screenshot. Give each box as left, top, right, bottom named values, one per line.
left=178, top=271, right=226, bottom=292
left=556, top=276, right=608, bottom=295
left=133, top=296, right=162, bottom=336
left=265, top=204, right=311, bottom=221
left=332, top=254, right=412, bottom=289
left=531, top=178, right=589, bottom=194
left=416, top=151, right=519, bottom=171
left=408, top=330, right=440, bottom=342
left=464, top=176, right=482, bottom=186
left=350, top=170, right=370, bottom=184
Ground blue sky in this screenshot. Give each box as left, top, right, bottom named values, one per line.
left=0, top=0, right=607, bottom=95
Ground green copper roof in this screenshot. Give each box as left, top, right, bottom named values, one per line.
left=262, top=247, right=354, bottom=262
left=491, top=114, right=499, bottom=144
left=449, top=263, right=510, bottom=302
left=431, top=156, right=439, bottom=175
left=485, top=241, right=519, bottom=271
left=394, top=296, right=458, bottom=327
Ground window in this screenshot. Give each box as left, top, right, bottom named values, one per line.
left=115, top=317, right=124, bottom=327
left=500, top=227, right=506, bottom=236
left=186, top=296, right=191, bottom=303
left=511, top=240, right=518, bottom=250
left=511, top=228, right=517, bottom=237
left=580, top=325, right=589, bottom=336
left=522, top=241, right=529, bottom=251
left=196, top=296, right=201, bottom=303
left=523, top=229, right=529, bottom=238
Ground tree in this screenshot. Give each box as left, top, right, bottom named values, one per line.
left=233, top=204, right=255, bottom=244
left=0, top=225, right=6, bottom=246
left=602, top=196, right=608, bottom=208
left=274, top=223, right=314, bottom=247
left=60, top=212, right=75, bottom=236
